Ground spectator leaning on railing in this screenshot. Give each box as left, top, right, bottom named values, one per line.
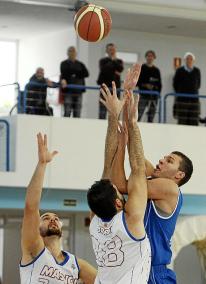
left=173, top=52, right=201, bottom=126
left=26, top=67, right=54, bottom=116
left=137, top=50, right=162, bottom=123
left=60, top=46, right=89, bottom=118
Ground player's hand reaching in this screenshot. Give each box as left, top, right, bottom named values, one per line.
left=123, top=63, right=142, bottom=91
left=37, top=133, right=58, bottom=164
left=100, top=82, right=127, bottom=118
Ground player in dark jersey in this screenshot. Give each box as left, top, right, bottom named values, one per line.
left=111, top=77, right=193, bottom=284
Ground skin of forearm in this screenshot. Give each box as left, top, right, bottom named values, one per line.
left=102, top=114, right=119, bottom=179
left=128, top=121, right=145, bottom=174
left=25, top=162, right=46, bottom=210
left=111, top=144, right=127, bottom=193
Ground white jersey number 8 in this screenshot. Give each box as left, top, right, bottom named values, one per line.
left=92, top=235, right=124, bottom=267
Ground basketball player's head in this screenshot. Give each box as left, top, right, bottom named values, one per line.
left=39, top=212, right=63, bottom=238
left=87, top=179, right=125, bottom=219
left=152, top=151, right=193, bottom=186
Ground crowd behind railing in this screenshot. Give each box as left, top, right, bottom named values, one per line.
left=4, top=44, right=206, bottom=126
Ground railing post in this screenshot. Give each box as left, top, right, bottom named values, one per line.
left=0, top=119, right=10, bottom=172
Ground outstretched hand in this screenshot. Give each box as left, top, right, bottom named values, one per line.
left=37, top=133, right=58, bottom=164
left=123, top=63, right=142, bottom=91
left=99, top=82, right=127, bottom=118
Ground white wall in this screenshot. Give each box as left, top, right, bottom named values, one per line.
left=18, top=26, right=77, bottom=87
left=84, top=28, right=206, bottom=120
left=0, top=115, right=205, bottom=195
left=17, top=25, right=206, bottom=119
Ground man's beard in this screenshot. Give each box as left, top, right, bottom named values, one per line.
left=46, top=228, right=62, bottom=237
left=40, top=226, right=62, bottom=238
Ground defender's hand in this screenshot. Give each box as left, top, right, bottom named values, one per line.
left=123, top=63, right=142, bottom=91
left=37, top=133, right=58, bottom=164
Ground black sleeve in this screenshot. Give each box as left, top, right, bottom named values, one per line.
left=80, top=63, right=89, bottom=78
left=197, top=68, right=201, bottom=89
left=113, top=59, right=124, bottom=73
left=99, top=58, right=114, bottom=72
left=156, top=68, right=162, bottom=93
left=173, top=68, right=180, bottom=92
left=60, top=61, right=67, bottom=80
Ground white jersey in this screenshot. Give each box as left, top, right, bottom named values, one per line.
left=20, top=247, right=79, bottom=284
left=90, top=211, right=151, bottom=284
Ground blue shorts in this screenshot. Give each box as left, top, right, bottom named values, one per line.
left=148, top=265, right=177, bottom=284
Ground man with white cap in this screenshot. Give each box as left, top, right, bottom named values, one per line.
left=173, top=52, right=201, bottom=125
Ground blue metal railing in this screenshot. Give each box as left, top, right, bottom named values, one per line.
left=0, top=119, right=10, bottom=171
left=22, top=82, right=161, bottom=120
left=163, top=93, right=206, bottom=123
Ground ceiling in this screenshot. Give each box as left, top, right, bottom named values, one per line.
left=0, top=1, right=206, bottom=40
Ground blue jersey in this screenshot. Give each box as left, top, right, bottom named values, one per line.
left=144, top=189, right=183, bottom=266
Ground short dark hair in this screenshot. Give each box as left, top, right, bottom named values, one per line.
left=172, top=151, right=193, bottom=186
left=87, top=179, right=118, bottom=219
left=106, top=43, right=115, bottom=49
left=145, top=50, right=156, bottom=59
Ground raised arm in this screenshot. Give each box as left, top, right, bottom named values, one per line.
left=111, top=64, right=142, bottom=192
left=100, top=82, right=126, bottom=179
left=124, top=91, right=147, bottom=240
left=21, top=133, right=58, bottom=264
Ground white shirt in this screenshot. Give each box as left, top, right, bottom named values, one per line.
left=90, top=211, right=151, bottom=284
left=20, top=247, right=79, bottom=284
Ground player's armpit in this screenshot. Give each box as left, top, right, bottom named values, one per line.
left=124, top=173, right=147, bottom=240
left=78, top=258, right=97, bottom=284
left=147, top=178, right=179, bottom=200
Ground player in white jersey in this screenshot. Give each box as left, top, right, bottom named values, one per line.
left=20, top=133, right=96, bottom=284
left=87, top=64, right=151, bottom=284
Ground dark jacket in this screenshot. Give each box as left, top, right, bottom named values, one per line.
left=173, top=66, right=201, bottom=95
left=97, top=57, right=124, bottom=88
left=60, top=59, right=89, bottom=94
left=137, top=64, right=162, bottom=93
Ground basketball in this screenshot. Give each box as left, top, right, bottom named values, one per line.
left=74, top=4, right=112, bottom=42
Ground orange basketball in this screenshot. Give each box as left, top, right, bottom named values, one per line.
left=74, top=4, right=112, bottom=42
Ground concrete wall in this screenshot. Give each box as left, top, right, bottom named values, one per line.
left=0, top=115, right=205, bottom=195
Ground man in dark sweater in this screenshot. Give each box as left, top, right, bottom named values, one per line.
left=137, top=50, right=162, bottom=123
left=60, top=46, right=89, bottom=118
left=26, top=67, right=54, bottom=116
left=173, top=52, right=201, bottom=126
left=97, top=43, right=124, bottom=119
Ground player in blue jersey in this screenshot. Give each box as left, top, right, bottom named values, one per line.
left=111, top=70, right=193, bottom=284
left=112, top=150, right=192, bottom=284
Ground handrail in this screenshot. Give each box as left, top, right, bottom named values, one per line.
left=23, top=82, right=161, bottom=120
left=0, top=82, right=21, bottom=114
left=0, top=119, right=10, bottom=171
left=163, top=93, right=206, bottom=123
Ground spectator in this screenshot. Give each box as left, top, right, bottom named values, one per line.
left=60, top=46, right=89, bottom=118
left=173, top=52, right=201, bottom=126
left=137, top=50, right=162, bottom=122
left=97, top=43, right=124, bottom=119
left=26, top=67, right=54, bottom=116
